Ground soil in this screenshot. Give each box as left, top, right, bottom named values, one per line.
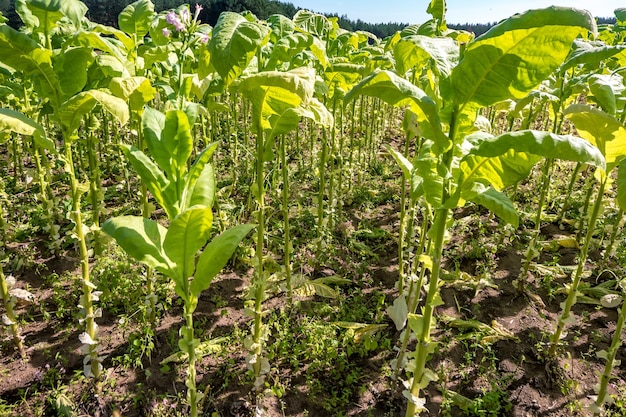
left=1, top=200, right=625, bottom=417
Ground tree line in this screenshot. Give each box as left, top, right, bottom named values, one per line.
left=0, top=0, right=617, bottom=39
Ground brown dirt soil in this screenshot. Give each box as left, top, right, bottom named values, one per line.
left=1, top=203, right=625, bottom=417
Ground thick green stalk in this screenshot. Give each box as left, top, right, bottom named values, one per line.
left=280, top=135, right=293, bottom=305
left=65, top=143, right=101, bottom=382
left=556, top=162, right=583, bottom=224
left=394, top=209, right=431, bottom=383
left=0, top=240, right=25, bottom=358
left=31, top=140, right=57, bottom=244
left=593, top=300, right=625, bottom=414
left=518, top=158, right=553, bottom=292
left=252, top=125, right=267, bottom=390
left=184, top=306, right=198, bottom=417
left=86, top=129, right=103, bottom=256
left=397, top=132, right=412, bottom=293
left=548, top=178, right=607, bottom=357
left=405, top=207, right=449, bottom=417
left=575, top=175, right=595, bottom=242
left=603, top=209, right=624, bottom=262
left=317, top=129, right=329, bottom=257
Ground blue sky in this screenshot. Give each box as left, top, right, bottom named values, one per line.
left=285, top=1, right=624, bottom=24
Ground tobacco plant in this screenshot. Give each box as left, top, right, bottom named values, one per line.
left=346, top=4, right=604, bottom=414
left=104, top=209, right=253, bottom=417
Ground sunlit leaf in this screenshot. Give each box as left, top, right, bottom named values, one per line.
left=102, top=216, right=172, bottom=274
left=209, top=12, right=270, bottom=88
left=192, top=224, right=255, bottom=296
left=449, top=7, right=596, bottom=107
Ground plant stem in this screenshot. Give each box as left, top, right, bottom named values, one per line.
left=0, top=252, right=25, bottom=358
left=280, top=135, right=293, bottom=305
left=184, top=306, right=198, bottom=417
left=593, top=299, right=625, bottom=414
left=65, top=142, right=101, bottom=383
left=518, top=158, right=553, bottom=292
left=405, top=207, right=449, bottom=417
left=603, top=209, right=624, bottom=262
left=548, top=177, right=606, bottom=357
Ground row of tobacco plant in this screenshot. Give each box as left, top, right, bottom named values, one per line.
left=0, top=0, right=625, bottom=415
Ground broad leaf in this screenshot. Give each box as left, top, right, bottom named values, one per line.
left=345, top=70, right=449, bottom=152
left=292, top=9, right=332, bottom=39
left=58, top=90, right=129, bottom=136
left=102, top=216, right=172, bottom=274
left=394, top=35, right=458, bottom=77
left=0, top=25, right=60, bottom=102
left=467, top=130, right=606, bottom=171
left=384, top=144, right=413, bottom=181
left=163, top=207, right=213, bottom=285
left=191, top=224, right=255, bottom=296
left=267, top=14, right=295, bottom=43
left=0, top=108, right=54, bottom=151
left=564, top=104, right=626, bottom=170
left=109, top=76, right=156, bottom=112
left=209, top=12, right=270, bottom=88
left=118, top=0, right=155, bottom=38
left=16, top=0, right=87, bottom=34
left=466, top=184, right=519, bottom=227
left=560, top=39, right=626, bottom=73
left=122, top=144, right=177, bottom=218
left=449, top=7, right=596, bottom=107
left=54, top=47, right=94, bottom=99
left=162, top=110, right=194, bottom=183
left=183, top=142, right=218, bottom=210
left=588, top=74, right=623, bottom=115
left=186, top=163, right=215, bottom=209
left=239, top=67, right=317, bottom=132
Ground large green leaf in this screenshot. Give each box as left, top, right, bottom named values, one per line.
left=560, top=39, right=626, bottom=73
left=102, top=216, right=172, bottom=274
left=466, top=129, right=606, bottom=169
left=109, top=76, right=156, bottom=112
left=459, top=140, right=542, bottom=192
left=183, top=142, right=218, bottom=210
left=393, top=35, right=458, bottom=77
left=191, top=224, right=255, bottom=297
left=239, top=67, right=316, bottom=132
left=58, top=90, right=129, bottom=136
left=186, top=163, right=215, bottom=209
left=118, top=0, right=155, bottom=38
left=162, top=110, right=194, bottom=183
left=267, top=14, right=295, bottom=43
left=163, top=206, right=213, bottom=285
left=466, top=184, right=519, bottom=227
left=15, top=0, right=87, bottom=34
left=0, top=25, right=60, bottom=102
left=208, top=12, right=270, bottom=88
left=54, top=47, right=94, bottom=99
left=70, top=32, right=128, bottom=65
left=121, top=144, right=177, bottom=218
left=588, top=74, right=622, bottom=115
left=564, top=104, right=626, bottom=170
left=344, top=70, right=449, bottom=152
left=292, top=9, right=332, bottom=39
left=0, top=108, right=54, bottom=151
left=449, top=7, right=595, bottom=107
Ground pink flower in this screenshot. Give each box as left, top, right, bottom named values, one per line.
left=162, top=27, right=171, bottom=37
left=194, top=4, right=203, bottom=21
left=199, top=33, right=209, bottom=43
left=180, top=8, right=191, bottom=25
left=166, top=11, right=185, bottom=31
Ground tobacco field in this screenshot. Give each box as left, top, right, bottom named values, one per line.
left=0, top=0, right=626, bottom=415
